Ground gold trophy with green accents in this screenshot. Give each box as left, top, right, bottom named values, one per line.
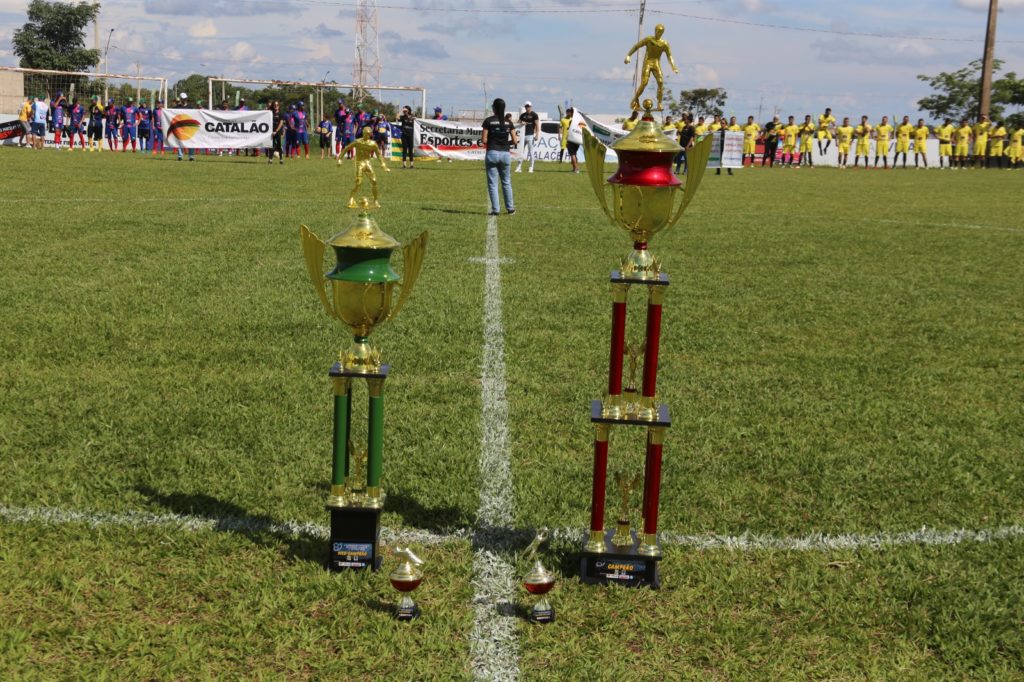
left=300, top=207, right=426, bottom=572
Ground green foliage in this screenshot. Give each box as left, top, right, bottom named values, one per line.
left=12, top=0, right=100, bottom=72
left=917, top=58, right=1024, bottom=121
left=666, top=87, right=728, bottom=119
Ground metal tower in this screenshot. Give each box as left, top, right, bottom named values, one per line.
left=353, top=0, right=382, bottom=104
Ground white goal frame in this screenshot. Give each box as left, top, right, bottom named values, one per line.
left=0, top=65, right=168, bottom=105
left=206, top=77, right=426, bottom=120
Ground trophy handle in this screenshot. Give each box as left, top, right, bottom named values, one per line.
left=300, top=224, right=337, bottom=320
left=388, top=231, right=428, bottom=322
left=666, top=135, right=713, bottom=231
left=582, top=129, right=614, bottom=224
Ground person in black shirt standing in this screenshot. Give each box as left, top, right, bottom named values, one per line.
left=675, top=113, right=695, bottom=174
left=269, top=101, right=285, bottom=165
left=398, top=105, right=416, bottom=168
left=482, top=98, right=518, bottom=216
left=515, top=101, right=540, bottom=173
left=762, top=115, right=780, bottom=168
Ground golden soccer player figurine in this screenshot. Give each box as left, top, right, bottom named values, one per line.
left=854, top=115, right=872, bottom=169
left=913, top=118, right=930, bottom=169
left=798, top=114, right=816, bottom=167
left=624, top=23, right=679, bottom=112
left=836, top=117, right=854, bottom=169
left=954, top=119, right=972, bottom=169
left=894, top=115, right=913, bottom=168
left=338, top=125, right=391, bottom=208
left=935, top=118, right=954, bottom=169
left=973, top=115, right=991, bottom=168
left=874, top=116, right=894, bottom=169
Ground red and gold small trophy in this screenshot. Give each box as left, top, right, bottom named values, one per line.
left=579, top=25, right=713, bottom=589
left=389, top=547, right=424, bottom=621
left=521, top=529, right=555, bottom=624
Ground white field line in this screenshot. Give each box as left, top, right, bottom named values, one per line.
left=468, top=214, right=520, bottom=682
left=3, top=505, right=1023, bottom=554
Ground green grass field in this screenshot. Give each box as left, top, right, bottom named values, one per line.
left=1, top=147, right=1023, bottom=680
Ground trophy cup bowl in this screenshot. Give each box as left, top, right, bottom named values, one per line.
left=583, top=99, right=713, bottom=280
left=521, top=529, right=556, bottom=624
left=390, top=547, right=424, bottom=621
left=301, top=214, right=427, bottom=373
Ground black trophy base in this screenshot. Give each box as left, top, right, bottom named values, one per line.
left=395, top=603, right=420, bottom=621
left=326, top=505, right=382, bottom=572
left=528, top=606, right=556, bottom=624
left=580, top=529, right=661, bottom=589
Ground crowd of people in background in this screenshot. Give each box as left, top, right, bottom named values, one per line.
left=658, top=107, right=1024, bottom=171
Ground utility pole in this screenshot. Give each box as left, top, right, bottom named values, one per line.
left=632, top=0, right=646, bottom=92
left=135, top=61, right=141, bottom=102
left=353, top=0, right=382, bottom=106
left=102, top=28, right=114, bottom=102
left=979, top=0, right=998, bottom=118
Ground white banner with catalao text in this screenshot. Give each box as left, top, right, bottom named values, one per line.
left=160, top=108, right=272, bottom=149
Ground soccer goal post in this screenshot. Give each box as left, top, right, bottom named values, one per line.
left=206, top=77, right=426, bottom=122
left=0, top=65, right=168, bottom=116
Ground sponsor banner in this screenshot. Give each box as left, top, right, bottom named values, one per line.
left=0, top=119, right=24, bottom=141
left=706, top=131, right=744, bottom=169
left=414, top=118, right=486, bottom=160
left=161, top=108, right=272, bottom=149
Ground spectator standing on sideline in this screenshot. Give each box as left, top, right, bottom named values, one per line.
left=675, top=113, right=695, bottom=174
left=398, top=105, right=416, bottom=168
left=17, top=95, right=32, bottom=147
left=564, top=106, right=580, bottom=173
left=559, top=109, right=571, bottom=163
left=515, top=101, right=540, bottom=173
left=175, top=93, right=195, bottom=161
left=272, top=101, right=285, bottom=165
left=482, top=97, right=517, bottom=216
left=316, top=115, right=333, bottom=160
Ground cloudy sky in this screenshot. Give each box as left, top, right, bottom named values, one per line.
left=1, top=0, right=1023, bottom=119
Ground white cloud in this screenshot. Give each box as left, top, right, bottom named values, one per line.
left=188, top=19, right=217, bottom=38
left=228, top=41, right=258, bottom=62
left=736, top=0, right=775, bottom=11
left=693, top=64, right=720, bottom=86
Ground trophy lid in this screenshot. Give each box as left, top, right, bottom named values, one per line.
left=611, top=99, right=681, bottom=154
left=327, top=212, right=401, bottom=251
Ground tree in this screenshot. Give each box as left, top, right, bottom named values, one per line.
left=917, top=59, right=1024, bottom=122
left=12, top=1, right=100, bottom=72
left=665, top=87, right=728, bottom=120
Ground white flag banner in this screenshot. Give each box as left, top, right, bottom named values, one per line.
left=706, top=130, right=744, bottom=169
left=161, top=108, right=272, bottom=149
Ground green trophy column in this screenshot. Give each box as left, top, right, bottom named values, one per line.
left=366, top=377, right=386, bottom=508
left=328, top=377, right=351, bottom=507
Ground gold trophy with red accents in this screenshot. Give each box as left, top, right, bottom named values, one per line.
left=579, top=25, right=713, bottom=589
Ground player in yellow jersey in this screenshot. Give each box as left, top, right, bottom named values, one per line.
left=742, top=115, right=760, bottom=167
left=798, top=114, right=815, bottom=167
left=694, top=116, right=708, bottom=136
left=1010, top=128, right=1023, bottom=169
left=782, top=115, right=799, bottom=167
left=893, top=115, right=913, bottom=168
left=709, top=114, right=723, bottom=133
left=972, top=115, right=991, bottom=168
left=853, top=115, right=872, bottom=169
left=727, top=116, right=740, bottom=132
left=988, top=120, right=1007, bottom=168
left=835, top=117, right=854, bottom=168
left=874, top=116, right=893, bottom=168
left=662, top=115, right=676, bottom=134
left=817, top=107, right=836, bottom=155
left=954, top=119, right=972, bottom=169
left=912, top=118, right=929, bottom=169
left=934, top=118, right=953, bottom=169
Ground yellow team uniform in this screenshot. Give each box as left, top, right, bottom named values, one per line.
left=1010, top=129, right=1023, bottom=162
left=622, top=118, right=637, bottom=132
left=709, top=122, right=723, bottom=133
left=875, top=123, right=893, bottom=154
left=695, top=124, right=708, bottom=137
left=817, top=114, right=836, bottom=140
left=895, top=123, right=913, bottom=154
left=935, top=124, right=954, bottom=157
left=913, top=126, right=929, bottom=153
left=973, top=121, right=991, bottom=156
left=855, top=124, right=872, bottom=156
left=782, top=124, right=799, bottom=153
left=560, top=118, right=570, bottom=149
left=955, top=125, right=972, bottom=157
left=836, top=125, right=854, bottom=154
left=728, top=123, right=741, bottom=132
left=19, top=100, right=31, bottom=122
left=989, top=126, right=1007, bottom=157
left=742, top=123, right=761, bottom=155
left=799, top=123, right=815, bottom=153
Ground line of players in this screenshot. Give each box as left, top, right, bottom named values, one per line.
left=657, top=108, right=1024, bottom=170
left=17, top=92, right=167, bottom=152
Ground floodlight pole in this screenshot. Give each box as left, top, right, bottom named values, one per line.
left=103, top=28, right=114, bottom=102
left=632, top=0, right=646, bottom=92
left=979, top=0, right=998, bottom=119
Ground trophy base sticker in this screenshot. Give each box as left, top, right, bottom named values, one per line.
left=327, top=506, right=382, bottom=572
left=395, top=603, right=420, bottom=621
left=528, top=607, right=556, bottom=624
left=580, top=529, right=661, bottom=589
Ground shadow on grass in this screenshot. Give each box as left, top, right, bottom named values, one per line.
left=419, top=206, right=483, bottom=216
left=387, top=491, right=470, bottom=532
left=135, top=485, right=326, bottom=566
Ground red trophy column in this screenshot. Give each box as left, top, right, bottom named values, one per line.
left=585, top=423, right=611, bottom=552
left=639, top=285, right=665, bottom=421
left=604, top=283, right=629, bottom=418
left=639, top=426, right=665, bottom=557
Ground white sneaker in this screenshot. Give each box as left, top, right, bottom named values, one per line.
left=515, top=167, right=522, bottom=173
left=528, top=168, right=534, bottom=173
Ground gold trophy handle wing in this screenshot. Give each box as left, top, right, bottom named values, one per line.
left=582, top=129, right=614, bottom=224
left=300, top=224, right=336, bottom=319
left=388, top=231, right=428, bottom=322
left=666, top=134, right=713, bottom=231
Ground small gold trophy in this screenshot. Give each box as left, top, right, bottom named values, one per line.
left=610, top=471, right=642, bottom=548
left=521, top=528, right=556, bottom=624
left=389, top=547, right=424, bottom=621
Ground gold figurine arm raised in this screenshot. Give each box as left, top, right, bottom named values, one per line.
left=666, top=134, right=713, bottom=231
left=388, top=231, right=428, bottom=322
left=299, top=224, right=336, bottom=320
left=582, top=129, right=614, bottom=224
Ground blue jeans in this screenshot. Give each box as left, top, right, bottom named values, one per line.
left=485, top=150, right=514, bottom=213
